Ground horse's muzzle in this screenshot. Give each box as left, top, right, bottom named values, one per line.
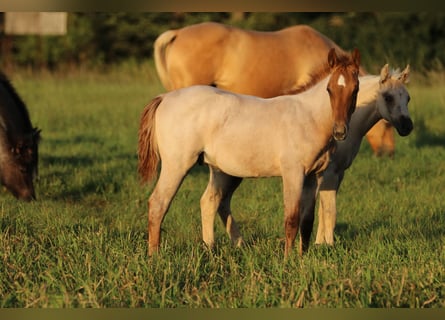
left=395, top=116, right=414, bottom=136
left=333, top=124, right=348, bottom=141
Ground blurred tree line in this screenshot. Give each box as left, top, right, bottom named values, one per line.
left=1, top=12, right=444, bottom=73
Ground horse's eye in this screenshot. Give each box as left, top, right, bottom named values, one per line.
left=384, top=93, right=394, bottom=104
left=327, top=87, right=332, bottom=94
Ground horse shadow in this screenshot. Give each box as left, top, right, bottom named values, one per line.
left=413, top=116, right=445, bottom=148
left=38, top=134, right=137, bottom=202
left=320, top=211, right=445, bottom=247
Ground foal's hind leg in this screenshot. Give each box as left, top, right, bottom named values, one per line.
left=217, top=174, right=243, bottom=247
left=200, top=167, right=243, bottom=248
left=147, top=161, right=194, bottom=256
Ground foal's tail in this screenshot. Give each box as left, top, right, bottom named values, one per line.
left=138, top=95, right=163, bottom=183
left=154, top=29, right=177, bottom=90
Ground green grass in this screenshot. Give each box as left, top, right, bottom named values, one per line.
left=0, top=63, right=444, bottom=307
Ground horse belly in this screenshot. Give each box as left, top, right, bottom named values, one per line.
left=204, top=144, right=282, bottom=178
left=202, top=120, right=283, bottom=178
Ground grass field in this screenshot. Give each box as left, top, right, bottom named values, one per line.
left=0, top=63, right=444, bottom=307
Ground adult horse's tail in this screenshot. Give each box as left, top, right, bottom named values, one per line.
left=138, top=95, right=163, bottom=183
left=154, top=29, right=177, bottom=90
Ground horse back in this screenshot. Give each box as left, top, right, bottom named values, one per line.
left=155, top=22, right=352, bottom=98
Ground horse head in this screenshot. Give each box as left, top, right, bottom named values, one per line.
left=0, top=127, right=41, bottom=201
left=377, top=64, right=413, bottom=136
left=326, top=48, right=361, bottom=141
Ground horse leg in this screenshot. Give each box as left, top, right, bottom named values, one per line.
left=282, top=168, right=304, bottom=258
left=216, top=174, right=243, bottom=247
left=316, top=190, right=337, bottom=245
left=200, top=166, right=223, bottom=248
left=299, top=172, right=319, bottom=253
left=147, top=157, right=197, bottom=256
left=315, top=169, right=343, bottom=245
left=200, top=167, right=243, bottom=248
left=365, top=119, right=394, bottom=157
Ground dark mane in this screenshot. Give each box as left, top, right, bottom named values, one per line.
left=0, top=70, right=34, bottom=134
left=285, top=52, right=354, bottom=95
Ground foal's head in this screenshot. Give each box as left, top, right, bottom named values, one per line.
left=326, top=48, right=360, bottom=141
left=377, top=64, right=413, bottom=136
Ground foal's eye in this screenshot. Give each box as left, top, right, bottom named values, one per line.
left=384, top=93, right=394, bottom=104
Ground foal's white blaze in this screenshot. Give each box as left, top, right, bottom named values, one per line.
left=337, top=74, right=346, bottom=87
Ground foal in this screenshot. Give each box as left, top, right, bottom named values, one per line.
left=138, top=48, right=360, bottom=257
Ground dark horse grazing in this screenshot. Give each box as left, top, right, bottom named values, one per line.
left=0, top=71, right=40, bottom=201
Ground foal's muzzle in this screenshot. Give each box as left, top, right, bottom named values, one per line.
left=395, top=116, right=414, bottom=136
left=333, top=124, right=348, bottom=141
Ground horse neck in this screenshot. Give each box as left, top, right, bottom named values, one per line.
left=298, top=75, right=336, bottom=139
left=351, top=75, right=382, bottom=136
left=0, top=75, right=33, bottom=138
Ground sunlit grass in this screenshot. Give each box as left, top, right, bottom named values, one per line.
left=0, top=64, right=444, bottom=307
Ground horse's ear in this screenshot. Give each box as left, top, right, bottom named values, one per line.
left=398, top=64, right=410, bottom=84
left=380, top=64, right=390, bottom=84
left=351, top=48, right=361, bottom=68
left=328, top=48, right=337, bottom=68
left=33, top=128, right=41, bottom=143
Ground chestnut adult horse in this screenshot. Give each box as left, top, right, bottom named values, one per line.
left=139, top=48, right=360, bottom=258
left=154, top=21, right=394, bottom=157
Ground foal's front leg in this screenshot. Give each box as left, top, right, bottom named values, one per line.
left=315, top=168, right=343, bottom=245
left=299, top=172, right=319, bottom=253
left=316, top=190, right=338, bottom=245
left=282, top=169, right=305, bottom=257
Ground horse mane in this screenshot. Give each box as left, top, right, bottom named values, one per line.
left=286, top=51, right=356, bottom=95
left=356, top=68, right=407, bottom=108
left=0, top=71, right=34, bottom=134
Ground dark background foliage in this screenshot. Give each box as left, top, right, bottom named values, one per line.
left=1, top=12, right=444, bottom=73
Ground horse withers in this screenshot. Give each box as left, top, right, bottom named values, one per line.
left=0, top=71, right=41, bottom=201
left=139, top=48, right=360, bottom=258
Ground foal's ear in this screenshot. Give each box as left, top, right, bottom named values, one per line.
left=380, top=64, right=390, bottom=84
left=351, top=48, right=361, bottom=68
left=328, top=48, right=338, bottom=68
left=398, top=64, right=410, bottom=84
